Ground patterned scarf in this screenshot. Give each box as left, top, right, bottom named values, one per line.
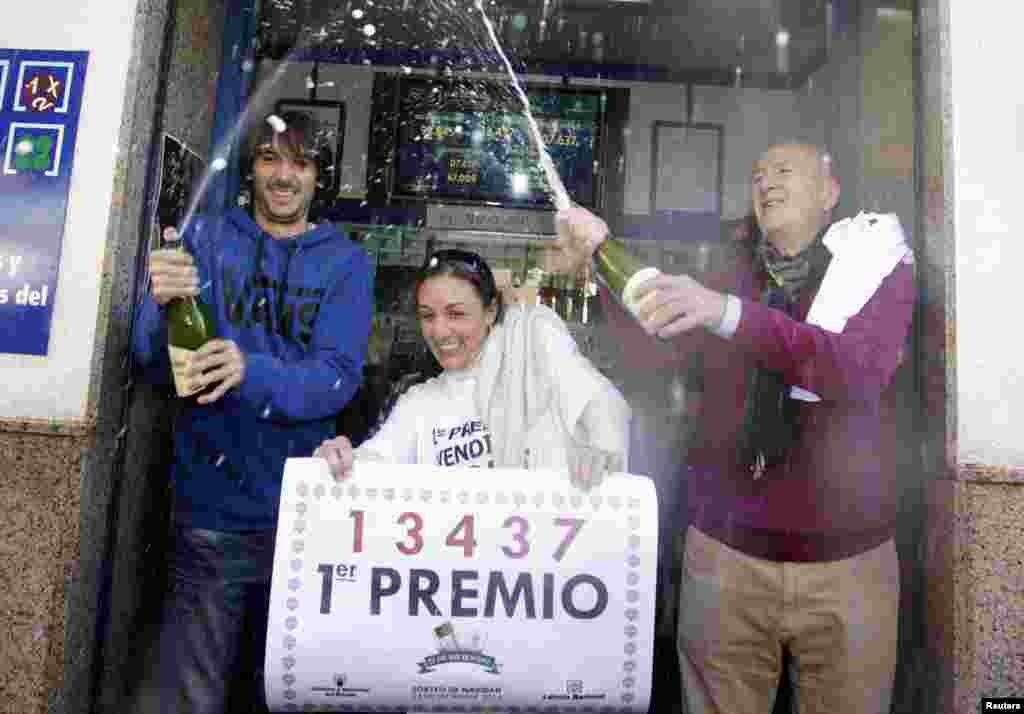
left=738, top=231, right=832, bottom=479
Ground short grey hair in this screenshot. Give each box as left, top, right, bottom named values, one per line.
left=766, top=138, right=834, bottom=177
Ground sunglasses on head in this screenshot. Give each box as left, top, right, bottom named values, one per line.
left=424, top=249, right=490, bottom=277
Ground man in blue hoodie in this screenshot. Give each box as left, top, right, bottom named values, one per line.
left=131, top=111, right=373, bottom=713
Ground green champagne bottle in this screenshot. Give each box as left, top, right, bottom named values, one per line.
left=575, top=272, right=590, bottom=325
left=593, top=238, right=660, bottom=317
left=165, top=239, right=217, bottom=398
left=539, top=272, right=559, bottom=312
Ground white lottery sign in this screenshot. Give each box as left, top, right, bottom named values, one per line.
left=265, top=459, right=658, bottom=713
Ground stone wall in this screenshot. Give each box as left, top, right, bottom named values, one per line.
left=0, top=0, right=226, bottom=712
left=0, top=427, right=89, bottom=714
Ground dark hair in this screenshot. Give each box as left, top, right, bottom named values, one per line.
left=414, top=249, right=505, bottom=324
left=250, top=110, right=335, bottom=173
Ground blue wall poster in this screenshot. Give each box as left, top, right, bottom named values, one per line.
left=0, top=48, right=89, bottom=355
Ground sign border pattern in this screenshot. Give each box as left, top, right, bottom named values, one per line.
left=276, top=478, right=647, bottom=713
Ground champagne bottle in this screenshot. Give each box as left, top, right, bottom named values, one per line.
left=539, top=271, right=559, bottom=312
left=165, top=239, right=217, bottom=398
left=584, top=272, right=602, bottom=324
left=556, top=272, right=573, bottom=321
left=593, top=238, right=660, bottom=318
left=590, top=31, right=606, bottom=63
left=575, top=272, right=590, bottom=325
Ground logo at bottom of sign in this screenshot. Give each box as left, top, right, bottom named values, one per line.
left=308, top=672, right=371, bottom=699
left=416, top=621, right=502, bottom=675
left=539, top=679, right=608, bottom=703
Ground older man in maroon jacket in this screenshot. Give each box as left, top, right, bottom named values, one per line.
left=556, top=141, right=914, bottom=714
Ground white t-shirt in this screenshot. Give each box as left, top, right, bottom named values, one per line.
left=356, top=367, right=496, bottom=469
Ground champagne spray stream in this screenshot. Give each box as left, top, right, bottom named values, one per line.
left=473, top=0, right=571, bottom=212
left=476, top=2, right=659, bottom=313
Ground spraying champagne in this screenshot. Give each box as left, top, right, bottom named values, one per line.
left=163, top=234, right=218, bottom=397
left=475, top=0, right=659, bottom=318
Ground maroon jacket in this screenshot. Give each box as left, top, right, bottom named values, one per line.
left=606, top=246, right=915, bottom=562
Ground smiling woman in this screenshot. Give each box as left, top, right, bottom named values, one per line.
left=316, top=248, right=631, bottom=493
left=415, top=249, right=501, bottom=372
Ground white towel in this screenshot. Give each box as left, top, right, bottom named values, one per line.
left=475, top=304, right=626, bottom=467
left=791, top=212, right=911, bottom=402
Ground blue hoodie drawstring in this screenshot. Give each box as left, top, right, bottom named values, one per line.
left=255, top=230, right=265, bottom=274
left=279, top=242, right=296, bottom=334
left=255, top=230, right=298, bottom=338
left=253, top=231, right=268, bottom=318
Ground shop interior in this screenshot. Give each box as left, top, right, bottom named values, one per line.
left=110, top=1, right=920, bottom=711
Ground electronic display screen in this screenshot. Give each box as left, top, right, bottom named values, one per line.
left=392, top=81, right=602, bottom=208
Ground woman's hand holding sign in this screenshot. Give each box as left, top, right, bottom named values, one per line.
left=568, top=442, right=622, bottom=492
left=315, top=434, right=356, bottom=481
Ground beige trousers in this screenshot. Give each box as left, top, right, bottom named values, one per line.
left=677, top=526, right=899, bottom=714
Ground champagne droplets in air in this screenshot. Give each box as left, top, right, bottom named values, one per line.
left=176, top=0, right=574, bottom=243
left=184, top=0, right=425, bottom=237
left=173, top=55, right=296, bottom=237
left=267, top=114, right=287, bottom=133
left=305, top=76, right=336, bottom=90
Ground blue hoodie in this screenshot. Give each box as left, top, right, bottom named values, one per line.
left=132, top=208, right=373, bottom=530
